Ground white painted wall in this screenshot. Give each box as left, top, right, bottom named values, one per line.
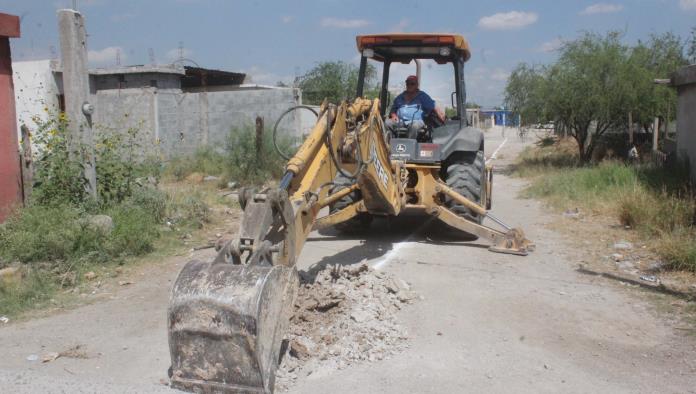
left=12, top=60, right=62, bottom=137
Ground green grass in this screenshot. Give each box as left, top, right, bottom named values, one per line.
left=515, top=140, right=696, bottom=272
left=164, top=146, right=228, bottom=181
left=162, top=125, right=292, bottom=186
left=0, top=186, right=210, bottom=318
left=0, top=271, right=56, bottom=318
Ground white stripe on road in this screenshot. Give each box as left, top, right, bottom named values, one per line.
left=372, top=241, right=411, bottom=270
left=486, top=137, right=508, bottom=164
left=371, top=219, right=434, bottom=270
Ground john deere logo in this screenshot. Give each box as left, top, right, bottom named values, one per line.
left=396, top=144, right=407, bottom=153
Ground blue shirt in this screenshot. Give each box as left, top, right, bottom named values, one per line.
left=390, top=91, right=436, bottom=123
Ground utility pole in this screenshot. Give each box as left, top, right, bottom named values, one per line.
left=58, top=9, right=97, bottom=200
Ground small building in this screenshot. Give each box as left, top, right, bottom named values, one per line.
left=480, top=110, right=519, bottom=127
left=0, top=12, right=21, bottom=223
left=672, top=64, right=696, bottom=181
left=12, top=61, right=303, bottom=158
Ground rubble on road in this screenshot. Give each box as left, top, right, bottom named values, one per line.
left=275, top=263, right=416, bottom=391
left=613, top=241, right=633, bottom=250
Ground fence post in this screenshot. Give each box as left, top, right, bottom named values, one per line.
left=58, top=9, right=97, bottom=200
left=20, top=125, right=33, bottom=204
left=628, top=112, right=633, bottom=144
left=652, top=117, right=659, bottom=152
left=255, top=116, right=264, bottom=160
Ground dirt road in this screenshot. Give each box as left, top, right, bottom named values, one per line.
left=1, top=131, right=694, bottom=393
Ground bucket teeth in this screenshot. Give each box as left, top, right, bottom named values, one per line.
left=489, top=228, right=535, bottom=256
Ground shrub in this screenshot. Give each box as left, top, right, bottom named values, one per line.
left=655, top=230, right=696, bottom=272
left=617, top=188, right=695, bottom=233
left=224, top=125, right=291, bottom=185
left=165, top=189, right=211, bottom=229
left=105, top=203, right=160, bottom=256
left=517, top=146, right=696, bottom=273
left=126, top=186, right=168, bottom=223
left=31, top=114, right=89, bottom=206
left=0, top=199, right=163, bottom=270
left=31, top=115, right=161, bottom=207
left=0, top=270, right=56, bottom=317
left=164, top=146, right=227, bottom=181
left=0, top=204, right=85, bottom=265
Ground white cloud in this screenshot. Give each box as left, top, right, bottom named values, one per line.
left=580, top=3, right=624, bottom=15
left=490, top=69, right=510, bottom=82
left=466, top=66, right=510, bottom=107
left=679, top=0, right=696, bottom=10
left=391, top=18, right=410, bottom=32
left=538, top=38, right=563, bottom=52
left=478, top=11, right=538, bottom=30
left=244, top=66, right=293, bottom=86
left=281, top=15, right=293, bottom=23
left=88, top=46, right=124, bottom=65
left=166, top=47, right=193, bottom=60
left=320, top=17, right=370, bottom=29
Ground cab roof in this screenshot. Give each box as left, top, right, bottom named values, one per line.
left=356, top=33, right=471, bottom=63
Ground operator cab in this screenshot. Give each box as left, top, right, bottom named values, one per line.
left=355, top=33, right=481, bottom=165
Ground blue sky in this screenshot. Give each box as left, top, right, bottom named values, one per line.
left=3, top=0, right=696, bottom=107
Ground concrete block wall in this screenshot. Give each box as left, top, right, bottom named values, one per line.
left=673, top=64, right=696, bottom=181
left=156, top=88, right=301, bottom=157
left=157, top=91, right=202, bottom=157
left=90, top=86, right=302, bottom=158
left=92, top=88, right=158, bottom=157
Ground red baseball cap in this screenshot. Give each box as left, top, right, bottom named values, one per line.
left=406, top=75, right=418, bottom=83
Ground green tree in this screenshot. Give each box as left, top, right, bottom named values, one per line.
left=630, top=32, right=687, bottom=130
left=504, top=63, right=548, bottom=126
left=544, top=31, right=641, bottom=162
left=295, top=61, right=379, bottom=105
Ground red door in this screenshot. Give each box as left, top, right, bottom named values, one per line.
left=0, top=13, right=21, bottom=222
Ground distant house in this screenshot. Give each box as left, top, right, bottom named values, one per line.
left=12, top=61, right=303, bottom=158
left=480, top=110, right=520, bottom=127
left=672, top=64, right=696, bottom=180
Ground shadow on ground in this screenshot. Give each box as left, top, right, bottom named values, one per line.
left=300, top=213, right=486, bottom=282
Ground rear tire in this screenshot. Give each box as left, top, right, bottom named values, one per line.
left=443, top=150, right=484, bottom=224
left=329, top=173, right=372, bottom=233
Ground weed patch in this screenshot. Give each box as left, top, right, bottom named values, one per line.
left=515, top=144, right=696, bottom=272
left=165, top=146, right=227, bottom=181
left=163, top=125, right=292, bottom=186
left=0, top=114, right=212, bottom=318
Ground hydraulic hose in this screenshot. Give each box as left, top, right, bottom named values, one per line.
left=272, top=105, right=319, bottom=161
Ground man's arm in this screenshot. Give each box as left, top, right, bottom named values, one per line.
left=419, top=92, right=436, bottom=115
left=420, top=92, right=445, bottom=123
left=389, top=93, right=403, bottom=121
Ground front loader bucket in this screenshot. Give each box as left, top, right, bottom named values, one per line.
left=168, top=259, right=298, bottom=393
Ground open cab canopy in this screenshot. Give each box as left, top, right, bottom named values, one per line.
left=356, top=33, right=471, bottom=64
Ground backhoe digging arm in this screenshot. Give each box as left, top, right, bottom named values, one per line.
left=167, top=98, right=394, bottom=394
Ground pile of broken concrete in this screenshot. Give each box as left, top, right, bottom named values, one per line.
left=276, top=262, right=417, bottom=390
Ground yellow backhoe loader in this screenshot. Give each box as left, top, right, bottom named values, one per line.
left=167, top=33, right=533, bottom=393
